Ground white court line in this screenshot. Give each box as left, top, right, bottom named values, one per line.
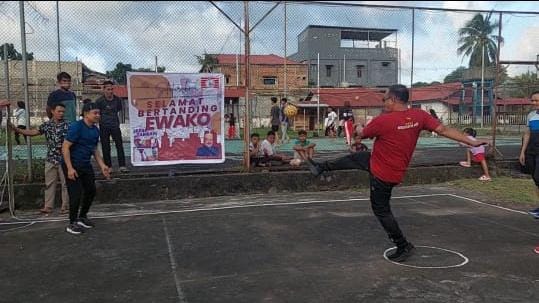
left=383, top=245, right=469, bottom=269
left=0, top=194, right=448, bottom=226
left=0, top=193, right=530, bottom=227
left=162, top=218, right=187, bottom=303
left=448, top=194, right=528, bottom=215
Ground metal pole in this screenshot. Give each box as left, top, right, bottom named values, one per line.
left=493, top=12, right=502, bottom=155
left=481, top=41, right=485, bottom=128
left=19, top=1, right=32, bottom=181
left=56, top=0, right=61, bottom=72
left=343, top=54, right=346, bottom=84
left=155, top=55, right=158, bottom=72
left=243, top=1, right=251, bottom=171
left=317, top=53, right=320, bottom=136
left=283, top=1, right=287, bottom=97
left=4, top=43, right=15, bottom=217
left=410, top=8, right=415, bottom=105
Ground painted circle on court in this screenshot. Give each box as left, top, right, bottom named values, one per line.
left=383, top=245, right=469, bottom=269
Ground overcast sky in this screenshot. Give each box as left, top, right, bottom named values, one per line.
left=0, top=1, right=537, bottom=84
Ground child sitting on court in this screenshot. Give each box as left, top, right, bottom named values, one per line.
left=350, top=132, right=369, bottom=153
left=249, top=133, right=265, bottom=166
left=459, top=127, right=491, bottom=181
left=292, top=130, right=316, bottom=165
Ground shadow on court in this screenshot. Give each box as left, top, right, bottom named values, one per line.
left=1, top=186, right=538, bottom=303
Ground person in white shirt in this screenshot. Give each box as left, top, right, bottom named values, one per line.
left=260, top=131, right=291, bottom=165
left=14, top=101, right=27, bottom=145
left=325, top=107, right=338, bottom=138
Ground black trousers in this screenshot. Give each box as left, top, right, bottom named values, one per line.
left=62, top=164, right=96, bottom=224
left=525, top=152, right=539, bottom=187
left=321, top=152, right=408, bottom=248
left=100, top=126, right=126, bottom=168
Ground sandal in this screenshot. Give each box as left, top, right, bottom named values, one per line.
left=60, top=208, right=69, bottom=215
left=459, top=161, right=471, bottom=168
left=478, top=175, right=492, bottom=181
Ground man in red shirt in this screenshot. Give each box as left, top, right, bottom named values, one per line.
left=307, top=84, right=488, bottom=262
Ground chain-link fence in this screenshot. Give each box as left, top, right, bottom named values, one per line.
left=0, top=1, right=538, bottom=181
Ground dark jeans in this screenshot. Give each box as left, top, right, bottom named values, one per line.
left=321, top=152, right=408, bottom=248
left=15, top=125, right=27, bottom=145
left=62, top=164, right=96, bottom=224
left=525, top=152, right=539, bottom=187
left=100, top=126, right=125, bottom=168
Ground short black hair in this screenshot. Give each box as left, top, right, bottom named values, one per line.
left=271, top=97, right=278, bottom=103
left=250, top=133, right=260, bottom=139
left=281, top=97, right=288, bottom=102
left=56, top=72, right=72, bottom=82
left=463, top=127, right=476, bottom=137
left=82, top=98, right=92, bottom=104
left=531, top=91, right=539, bottom=98
left=267, top=130, right=276, bottom=137
left=82, top=102, right=99, bottom=114
left=387, top=84, right=409, bottom=103
left=298, top=129, right=307, bottom=136
left=51, top=103, right=65, bottom=110
left=103, top=80, right=114, bottom=86
left=17, top=101, right=25, bottom=109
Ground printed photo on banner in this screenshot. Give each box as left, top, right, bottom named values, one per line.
left=127, top=72, right=225, bottom=166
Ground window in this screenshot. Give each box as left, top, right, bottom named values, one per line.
left=356, top=65, right=365, bottom=78
left=263, top=77, right=277, bottom=85
left=225, top=75, right=230, bottom=84
left=326, top=65, right=333, bottom=77
left=381, top=62, right=390, bottom=67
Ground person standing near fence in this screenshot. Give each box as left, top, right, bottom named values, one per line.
left=10, top=103, right=70, bottom=215
left=47, top=72, right=78, bottom=123
left=280, top=98, right=290, bottom=144
left=270, top=97, right=280, bottom=144
left=62, top=102, right=111, bottom=235
left=95, top=80, right=128, bottom=173
left=518, top=90, right=539, bottom=254
left=14, top=101, right=27, bottom=145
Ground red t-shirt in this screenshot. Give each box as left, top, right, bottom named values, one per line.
left=362, top=109, right=441, bottom=184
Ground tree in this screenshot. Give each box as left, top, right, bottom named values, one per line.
left=412, top=81, right=442, bottom=87
left=106, top=62, right=133, bottom=84
left=457, top=12, right=502, bottom=68
left=106, top=63, right=166, bottom=84
left=135, top=66, right=166, bottom=73
left=196, top=53, right=218, bottom=73
left=0, top=43, right=34, bottom=60
left=443, top=66, right=467, bottom=83
left=505, top=72, right=539, bottom=98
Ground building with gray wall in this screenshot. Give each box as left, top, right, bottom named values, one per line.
left=289, top=25, right=399, bottom=88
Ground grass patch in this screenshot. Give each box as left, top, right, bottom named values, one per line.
left=447, top=177, right=537, bottom=204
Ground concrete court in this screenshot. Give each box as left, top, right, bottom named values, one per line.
left=1, top=186, right=538, bottom=303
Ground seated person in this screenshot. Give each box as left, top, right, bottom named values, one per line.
left=261, top=130, right=291, bottom=164
left=196, top=132, right=220, bottom=157
left=350, top=132, right=369, bottom=153
left=249, top=133, right=265, bottom=166
left=293, top=130, right=316, bottom=163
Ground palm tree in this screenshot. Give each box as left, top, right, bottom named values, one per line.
left=457, top=12, right=502, bottom=68
left=196, top=53, right=218, bottom=73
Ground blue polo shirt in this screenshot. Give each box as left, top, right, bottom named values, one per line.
left=65, top=120, right=99, bottom=168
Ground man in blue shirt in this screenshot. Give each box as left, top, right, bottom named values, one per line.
left=47, top=72, right=78, bottom=123
left=196, top=132, right=220, bottom=157
left=62, top=102, right=111, bottom=235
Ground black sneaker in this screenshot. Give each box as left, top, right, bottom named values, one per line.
left=387, top=243, right=415, bottom=262
left=306, top=158, right=324, bottom=177
left=66, top=223, right=84, bottom=235
left=76, top=218, right=95, bottom=229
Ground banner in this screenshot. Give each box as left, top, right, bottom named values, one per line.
left=127, top=72, right=225, bottom=166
